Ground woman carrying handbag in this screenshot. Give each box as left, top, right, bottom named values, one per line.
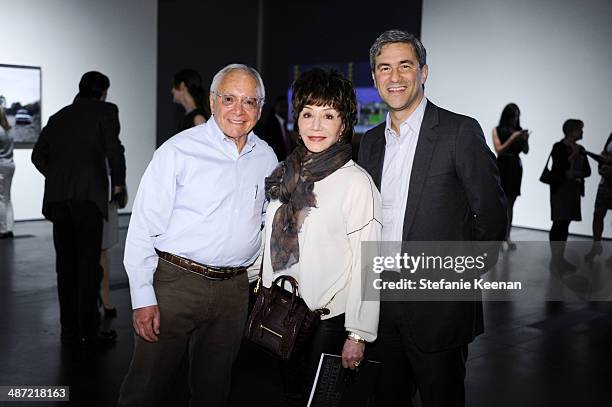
left=259, top=69, right=382, bottom=406
left=548, top=119, right=591, bottom=270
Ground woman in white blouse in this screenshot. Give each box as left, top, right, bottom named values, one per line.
left=262, top=68, right=382, bottom=405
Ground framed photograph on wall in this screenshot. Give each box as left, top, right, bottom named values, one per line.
left=0, top=64, right=42, bottom=148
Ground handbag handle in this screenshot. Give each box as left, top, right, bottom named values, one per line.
left=542, top=151, right=553, bottom=171
left=272, top=275, right=301, bottom=314
left=258, top=252, right=331, bottom=316
left=272, top=275, right=300, bottom=297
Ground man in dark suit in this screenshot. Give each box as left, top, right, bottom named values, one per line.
left=258, top=96, right=294, bottom=161
left=358, top=30, right=507, bottom=406
left=32, top=71, right=126, bottom=345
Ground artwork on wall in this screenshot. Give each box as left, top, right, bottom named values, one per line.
left=0, top=64, right=42, bottom=148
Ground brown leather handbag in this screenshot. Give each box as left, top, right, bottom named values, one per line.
left=245, top=275, right=329, bottom=360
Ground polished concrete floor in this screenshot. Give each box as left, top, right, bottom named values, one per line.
left=0, top=219, right=611, bottom=406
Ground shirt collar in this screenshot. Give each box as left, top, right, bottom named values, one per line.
left=208, top=115, right=257, bottom=154
left=384, top=96, right=428, bottom=140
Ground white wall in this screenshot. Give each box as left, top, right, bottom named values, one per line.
left=422, top=0, right=612, bottom=237
left=4, top=0, right=158, bottom=220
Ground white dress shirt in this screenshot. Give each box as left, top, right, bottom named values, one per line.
left=124, top=118, right=278, bottom=309
left=380, top=96, right=427, bottom=242
left=261, top=161, right=382, bottom=342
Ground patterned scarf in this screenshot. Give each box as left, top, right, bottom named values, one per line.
left=265, top=142, right=352, bottom=272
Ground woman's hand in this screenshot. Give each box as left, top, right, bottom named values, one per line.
left=341, top=338, right=365, bottom=370
left=509, top=130, right=523, bottom=142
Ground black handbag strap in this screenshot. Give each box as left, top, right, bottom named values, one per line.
left=543, top=151, right=553, bottom=170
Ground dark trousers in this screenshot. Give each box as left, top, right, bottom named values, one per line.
left=282, top=314, right=346, bottom=407
left=50, top=200, right=103, bottom=339
left=550, top=220, right=571, bottom=241
left=375, top=302, right=468, bottom=407
left=118, top=259, right=249, bottom=407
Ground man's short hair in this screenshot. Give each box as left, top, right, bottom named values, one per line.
left=563, top=119, right=583, bottom=136
left=209, top=64, right=265, bottom=101
left=369, top=29, right=427, bottom=71
left=78, top=71, right=110, bottom=100
left=291, top=68, right=357, bottom=142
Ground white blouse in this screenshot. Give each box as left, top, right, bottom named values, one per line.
left=262, top=160, right=382, bottom=342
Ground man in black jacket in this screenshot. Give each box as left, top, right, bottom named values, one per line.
left=358, top=30, right=507, bottom=406
left=257, top=96, right=294, bottom=161
left=32, top=71, right=126, bottom=345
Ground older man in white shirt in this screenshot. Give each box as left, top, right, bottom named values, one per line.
left=118, top=64, right=277, bottom=407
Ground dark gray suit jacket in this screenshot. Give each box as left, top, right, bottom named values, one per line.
left=32, top=99, right=126, bottom=220
left=358, top=100, right=507, bottom=351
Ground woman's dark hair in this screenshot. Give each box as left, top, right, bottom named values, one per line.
left=291, top=68, right=357, bottom=142
left=173, top=69, right=205, bottom=109
left=78, top=71, right=110, bottom=100
left=498, top=103, right=521, bottom=130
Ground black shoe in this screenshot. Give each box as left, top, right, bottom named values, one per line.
left=103, top=307, right=117, bottom=318
left=81, top=329, right=117, bottom=346
left=0, top=231, right=14, bottom=239
left=553, top=257, right=576, bottom=272
left=60, top=334, right=80, bottom=346
left=584, top=242, right=603, bottom=262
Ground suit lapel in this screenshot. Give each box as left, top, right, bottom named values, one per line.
left=368, top=125, right=386, bottom=190
left=402, top=101, right=439, bottom=239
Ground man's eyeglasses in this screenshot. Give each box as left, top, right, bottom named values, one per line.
left=212, top=92, right=264, bottom=111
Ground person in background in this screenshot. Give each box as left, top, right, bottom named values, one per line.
left=584, top=132, right=612, bottom=262
left=172, top=68, right=209, bottom=131
left=548, top=119, right=591, bottom=270
left=99, top=161, right=128, bottom=318
left=259, top=95, right=295, bottom=161
left=0, top=95, right=15, bottom=239
left=492, top=103, right=529, bottom=250
left=31, top=71, right=126, bottom=345
left=262, top=68, right=382, bottom=406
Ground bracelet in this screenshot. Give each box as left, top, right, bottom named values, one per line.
left=347, top=332, right=366, bottom=344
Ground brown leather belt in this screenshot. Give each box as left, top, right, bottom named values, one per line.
left=155, top=249, right=247, bottom=281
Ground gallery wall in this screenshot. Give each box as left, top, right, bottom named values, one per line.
left=4, top=0, right=158, bottom=220
left=422, top=0, right=612, bottom=237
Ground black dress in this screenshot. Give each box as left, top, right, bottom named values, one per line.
left=496, top=126, right=526, bottom=198
left=178, top=107, right=209, bottom=132
left=549, top=141, right=591, bottom=221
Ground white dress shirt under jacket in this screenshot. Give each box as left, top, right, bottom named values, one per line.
left=124, top=118, right=278, bottom=309
left=381, top=96, right=427, bottom=242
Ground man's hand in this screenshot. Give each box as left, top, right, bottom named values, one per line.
left=112, top=185, right=128, bottom=209
left=132, top=305, right=160, bottom=342
left=341, top=339, right=365, bottom=370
